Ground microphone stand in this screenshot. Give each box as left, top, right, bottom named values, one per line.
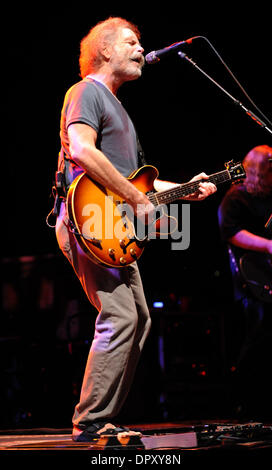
left=178, top=51, right=272, bottom=136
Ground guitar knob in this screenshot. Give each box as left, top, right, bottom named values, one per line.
left=108, top=248, right=115, bottom=258
left=119, top=239, right=126, bottom=248
left=119, top=257, right=127, bottom=265
left=130, top=248, right=137, bottom=257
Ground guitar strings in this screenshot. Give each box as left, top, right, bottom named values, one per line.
left=148, top=170, right=230, bottom=206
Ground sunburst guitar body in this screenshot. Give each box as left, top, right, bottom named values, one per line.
left=67, top=162, right=245, bottom=267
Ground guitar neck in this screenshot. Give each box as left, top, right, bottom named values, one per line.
left=149, top=169, right=231, bottom=206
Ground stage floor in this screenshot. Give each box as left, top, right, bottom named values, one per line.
left=1, top=420, right=272, bottom=461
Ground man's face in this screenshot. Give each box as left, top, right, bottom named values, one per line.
left=109, top=28, right=145, bottom=82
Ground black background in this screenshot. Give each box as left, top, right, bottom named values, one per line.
left=2, top=3, right=272, bottom=427
left=4, top=4, right=271, bottom=258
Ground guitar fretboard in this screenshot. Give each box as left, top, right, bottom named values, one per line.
left=148, top=169, right=231, bottom=206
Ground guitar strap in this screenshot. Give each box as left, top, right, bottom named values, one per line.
left=136, top=132, right=147, bottom=167
left=47, top=149, right=68, bottom=220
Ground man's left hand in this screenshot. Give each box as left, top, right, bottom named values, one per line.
left=184, top=172, right=217, bottom=201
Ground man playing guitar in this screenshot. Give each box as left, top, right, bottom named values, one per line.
left=56, top=17, right=216, bottom=443
left=218, top=145, right=272, bottom=416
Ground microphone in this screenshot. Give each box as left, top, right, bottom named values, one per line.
left=145, top=38, right=194, bottom=64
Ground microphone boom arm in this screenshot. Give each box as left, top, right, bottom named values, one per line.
left=178, top=51, right=272, bottom=136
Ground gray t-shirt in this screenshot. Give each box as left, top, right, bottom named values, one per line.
left=60, top=77, right=138, bottom=187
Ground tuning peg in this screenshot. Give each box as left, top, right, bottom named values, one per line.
left=224, top=160, right=234, bottom=170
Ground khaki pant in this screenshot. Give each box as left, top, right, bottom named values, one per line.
left=56, top=202, right=151, bottom=427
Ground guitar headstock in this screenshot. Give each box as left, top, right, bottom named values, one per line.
left=225, top=160, right=246, bottom=183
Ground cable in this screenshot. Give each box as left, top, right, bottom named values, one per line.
left=192, top=36, right=272, bottom=127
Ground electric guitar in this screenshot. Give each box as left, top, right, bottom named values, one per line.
left=67, top=160, right=245, bottom=267
left=239, top=252, right=272, bottom=303
left=239, top=214, right=272, bottom=303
